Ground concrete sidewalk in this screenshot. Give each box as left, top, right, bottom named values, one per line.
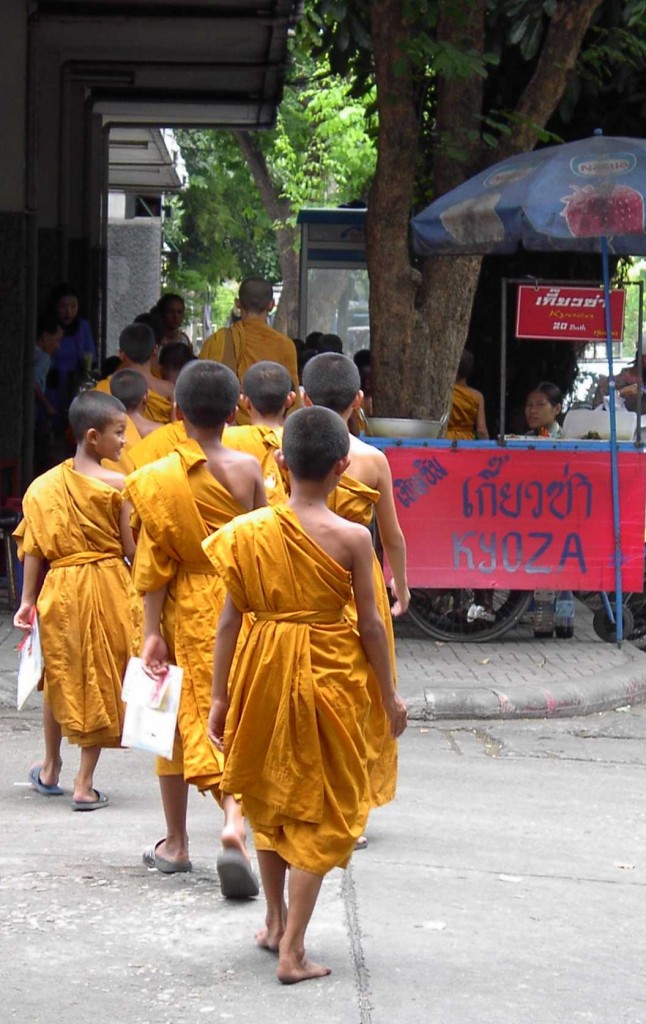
left=1, top=597, right=646, bottom=720
left=394, top=598, right=646, bottom=719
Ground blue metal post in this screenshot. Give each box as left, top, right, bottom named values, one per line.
left=600, top=235, right=623, bottom=645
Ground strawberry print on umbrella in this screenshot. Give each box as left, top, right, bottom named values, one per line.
left=411, top=134, right=646, bottom=256
left=562, top=184, right=644, bottom=238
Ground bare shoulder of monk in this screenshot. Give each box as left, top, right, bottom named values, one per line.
left=348, top=435, right=383, bottom=489
left=77, top=459, right=126, bottom=491
left=145, top=371, right=174, bottom=399
left=204, top=445, right=264, bottom=510
left=298, top=506, right=369, bottom=570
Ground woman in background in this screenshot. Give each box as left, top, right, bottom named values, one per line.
left=44, top=283, right=96, bottom=457
left=524, top=381, right=564, bottom=439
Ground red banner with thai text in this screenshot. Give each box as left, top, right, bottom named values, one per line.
left=516, top=285, right=625, bottom=342
left=385, top=446, right=645, bottom=589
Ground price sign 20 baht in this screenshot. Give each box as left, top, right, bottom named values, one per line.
left=386, top=445, right=645, bottom=590
left=515, top=285, right=626, bottom=342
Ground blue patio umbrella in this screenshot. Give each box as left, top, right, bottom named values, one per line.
left=411, top=132, right=646, bottom=641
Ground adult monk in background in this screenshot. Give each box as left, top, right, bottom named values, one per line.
left=446, top=350, right=489, bottom=441
left=199, top=278, right=301, bottom=425
left=96, top=323, right=174, bottom=424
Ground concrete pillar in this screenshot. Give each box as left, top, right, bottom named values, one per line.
left=0, top=0, right=30, bottom=482
left=106, top=217, right=162, bottom=354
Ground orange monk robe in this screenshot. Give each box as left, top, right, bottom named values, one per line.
left=203, top=506, right=372, bottom=875
left=142, top=388, right=172, bottom=424
left=13, top=461, right=141, bottom=747
left=328, top=474, right=398, bottom=807
left=125, top=439, right=246, bottom=792
left=94, top=376, right=115, bottom=395
left=102, top=414, right=141, bottom=475
left=222, top=424, right=289, bottom=505
left=446, top=384, right=480, bottom=440
left=94, top=374, right=172, bottom=424
left=199, top=321, right=301, bottom=425
left=128, top=421, right=187, bottom=470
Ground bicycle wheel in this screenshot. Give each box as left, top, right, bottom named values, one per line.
left=407, top=588, right=533, bottom=642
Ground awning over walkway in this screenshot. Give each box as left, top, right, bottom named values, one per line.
left=108, top=129, right=183, bottom=193
left=34, top=1, right=302, bottom=129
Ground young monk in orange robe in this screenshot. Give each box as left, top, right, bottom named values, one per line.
left=95, top=322, right=174, bottom=424
left=302, top=352, right=410, bottom=819
left=125, top=360, right=266, bottom=895
left=204, top=406, right=407, bottom=984
left=101, top=369, right=160, bottom=474
left=222, top=360, right=294, bottom=505
left=199, top=277, right=301, bottom=425
left=13, top=391, right=140, bottom=809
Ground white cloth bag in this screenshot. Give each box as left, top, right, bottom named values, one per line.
left=16, top=613, right=44, bottom=710
left=121, top=656, right=182, bottom=760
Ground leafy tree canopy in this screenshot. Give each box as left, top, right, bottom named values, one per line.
left=165, top=55, right=377, bottom=315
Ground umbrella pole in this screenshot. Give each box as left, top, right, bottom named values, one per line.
left=601, top=236, right=623, bottom=646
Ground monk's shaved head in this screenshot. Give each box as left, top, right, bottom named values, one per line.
left=109, top=369, right=147, bottom=412
left=242, top=361, right=292, bottom=415
left=68, top=390, right=125, bottom=442
left=119, top=322, right=156, bottom=364
left=302, top=352, right=361, bottom=414
left=174, top=360, right=239, bottom=429
left=239, top=277, right=274, bottom=314
left=282, top=406, right=349, bottom=480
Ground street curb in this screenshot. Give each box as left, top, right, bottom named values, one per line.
left=409, top=659, right=646, bottom=720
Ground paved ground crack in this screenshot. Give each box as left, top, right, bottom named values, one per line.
left=342, top=864, right=373, bottom=1024
left=473, top=728, right=504, bottom=757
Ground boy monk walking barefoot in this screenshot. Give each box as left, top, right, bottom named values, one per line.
left=204, top=406, right=407, bottom=983
left=302, top=352, right=410, bottom=835
left=126, top=360, right=265, bottom=894
left=14, top=391, right=140, bottom=809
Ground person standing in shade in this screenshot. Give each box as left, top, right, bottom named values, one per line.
left=44, top=283, right=97, bottom=454
left=446, top=350, right=488, bottom=441
left=155, top=293, right=193, bottom=350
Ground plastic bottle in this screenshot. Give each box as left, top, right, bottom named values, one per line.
left=554, top=590, right=575, bottom=639
left=533, top=589, right=556, bottom=638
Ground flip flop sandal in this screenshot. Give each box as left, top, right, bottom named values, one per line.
left=142, top=839, right=192, bottom=874
left=71, top=789, right=109, bottom=811
left=28, top=764, right=64, bottom=796
left=216, top=849, right=260, bottom=899
left=354, top=835, right=368, bottom=851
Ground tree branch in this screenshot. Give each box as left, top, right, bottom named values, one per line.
left=434, top=0, right=487, bottom=195
left=233, top=130, right=290, bottom=223
left=500, top=0, right=604, bottom=158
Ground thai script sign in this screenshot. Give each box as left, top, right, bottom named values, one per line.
left=386, top=447, right=645, bottom=589
left=516, top=285, right=625, bottom=342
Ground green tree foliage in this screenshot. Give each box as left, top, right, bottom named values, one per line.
left=165, top=59, right=377, bottom=333
left=168, top=130, right=280, bottom=291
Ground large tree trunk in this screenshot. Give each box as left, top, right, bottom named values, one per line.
left=367, top=0, right=423, bottom=416
left=417, top=0, right=487, bottom=420
left=368, top=0, right=604, bottom=419
left=234, top=130, right=299, bottom=337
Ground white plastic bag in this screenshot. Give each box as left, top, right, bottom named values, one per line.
left=16, top=613, right=43, bottom=710
left=121, top=656, right=182, bottom=760
left=563, top=403, right=636, bottom=440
